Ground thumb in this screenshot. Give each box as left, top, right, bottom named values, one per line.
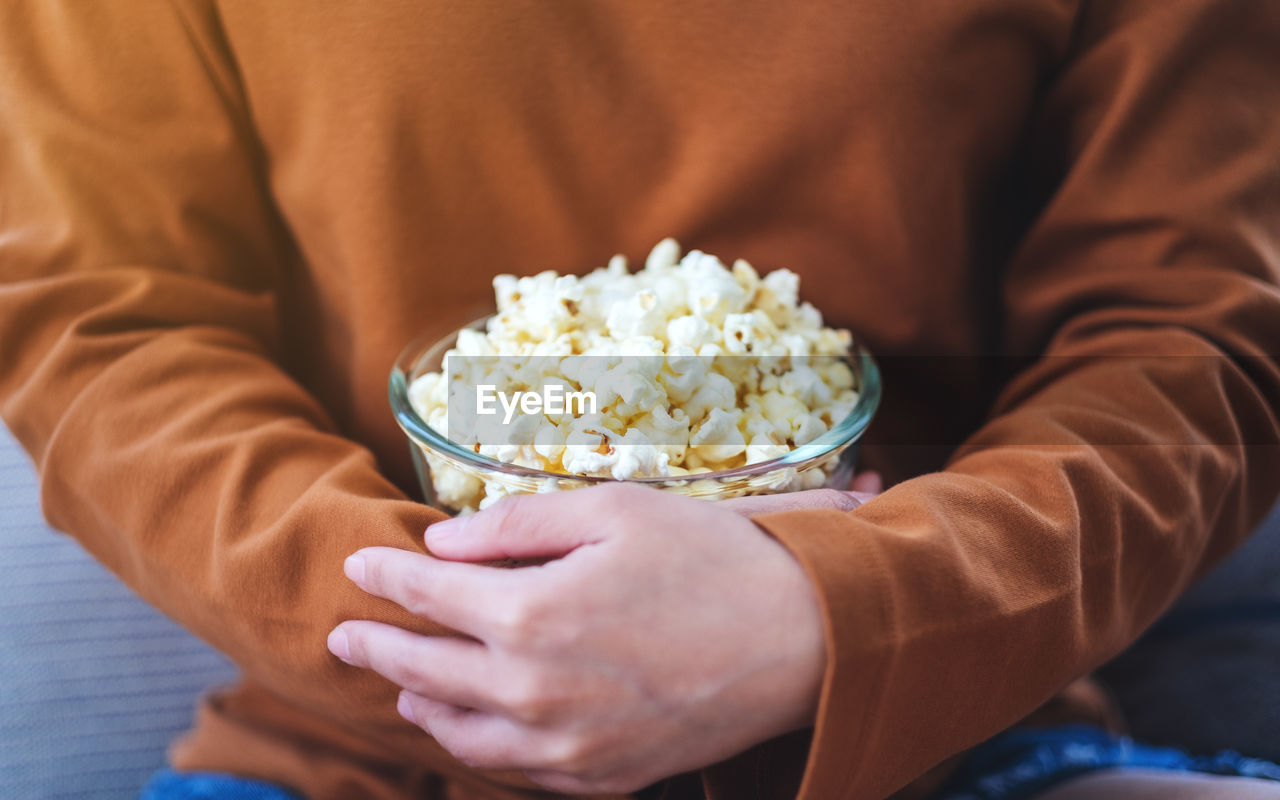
left=425, top=485, right=618, bottom=563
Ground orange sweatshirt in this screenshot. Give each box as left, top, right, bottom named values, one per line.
left=1, top=2, right=1278, bottom=799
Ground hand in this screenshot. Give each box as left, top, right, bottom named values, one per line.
left=329, top=474, right=880, bottom=794
left=718, top=469, right=882, bottom=516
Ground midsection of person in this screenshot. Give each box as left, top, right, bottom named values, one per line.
left=214, top=0, right=1059, bottom=491
left=6, top=2, right=1279, bottom=799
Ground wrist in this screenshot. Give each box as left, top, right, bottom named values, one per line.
left=764, top=532, right=829, bottom=734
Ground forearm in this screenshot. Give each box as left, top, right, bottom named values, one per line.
left=743, top=0, right=1280, bottom=795
left=0, top=264, right=453, bottom=737
left=758, top=342, right=1279, bottom=799
left=0, top=0, right=467, bottom=779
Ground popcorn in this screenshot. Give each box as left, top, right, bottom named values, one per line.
left=408, top=240, right=860, bottom=512
left=681, top=250, right=749, bottom=325
left=679, top=372, right=737, bottom=427
left=605, top=290, right=666, bottom=339
left=722, top=310, right=777, bottom=355
left=745, top=432, right=790, bottom=465
left=666, top=315, right=717, bottom=350
left=689, top=407, right=747, bottom=463
left=756, top=269, right=800, bottom=325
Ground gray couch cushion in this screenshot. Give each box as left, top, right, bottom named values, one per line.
left=0, top=428, right=237, bottom=799
left=1098, top=498, right=1280, bottom=762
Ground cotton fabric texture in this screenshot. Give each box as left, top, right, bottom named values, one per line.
left=1, top=2, right=1278, bottom=799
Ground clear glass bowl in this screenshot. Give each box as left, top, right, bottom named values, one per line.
left=389, top=317, right=881, bottom=513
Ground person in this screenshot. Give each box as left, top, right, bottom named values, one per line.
left=0, top=1, right=1277, bottom=799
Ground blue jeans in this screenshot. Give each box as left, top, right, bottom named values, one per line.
left=140, top=769, right=302, bottom=800
left=141, top=725, right=1280, bottom=800
left=929, top=724, right=1280, bottom=800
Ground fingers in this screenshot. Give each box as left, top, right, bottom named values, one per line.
left=719, top=470, right=882, bottom=516
left=718, top=486, right=878, bottom=517
left=328, top=621, right=504, bottom=711
left=397, top=691, right=632, bottom=788
left=425, top=483, right=649, bottom=562
left=398, top=691, right=548, bottom=772
left=344, top=546, right=519, bottom=638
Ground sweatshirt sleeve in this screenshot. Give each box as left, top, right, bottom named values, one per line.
left=740, top=2, right=1280, bottom=798
left=0, top=0, right=460, bottom=770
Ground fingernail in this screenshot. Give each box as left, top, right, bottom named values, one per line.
left=397, top=692, right=417, bottom=724
left=327, top=628, right=352, bottom=663
left=344, top=554, right=366, bottom=583
left=426, top=515, right=467, bottom=542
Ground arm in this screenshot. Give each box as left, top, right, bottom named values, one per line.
left=328, top=3, right=1280, bottom=796
left=754, top=1, right=1280, bottom=797
left=0, top=0, right=470, bottom=780
left=330, top=1, right=1280, bottom=796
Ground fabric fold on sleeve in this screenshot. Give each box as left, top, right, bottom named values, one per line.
left=0, top=0, right=504, bottom=787
left=705, top=1, right=1280, bottom=797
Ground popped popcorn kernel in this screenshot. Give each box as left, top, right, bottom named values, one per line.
left=409, top=240, right=861, bottom=512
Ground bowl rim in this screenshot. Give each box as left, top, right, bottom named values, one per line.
left=388, top=315, right=881, bottom=484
